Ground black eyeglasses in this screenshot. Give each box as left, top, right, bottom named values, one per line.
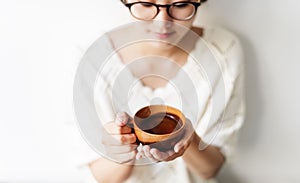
left=121, top=1, right=201, bottom=21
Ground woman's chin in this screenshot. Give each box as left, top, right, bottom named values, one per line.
left=146, top=34, right=183, bottom=50
left=147, top=40, right=177, bottom=50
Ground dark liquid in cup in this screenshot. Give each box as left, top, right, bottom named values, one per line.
left=139, top=112, right=182, bottom=134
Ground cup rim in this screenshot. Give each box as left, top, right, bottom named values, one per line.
left=133, top=105, right=186, bottom=138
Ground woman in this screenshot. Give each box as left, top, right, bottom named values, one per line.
left=77, top=0, right=245, bottom=182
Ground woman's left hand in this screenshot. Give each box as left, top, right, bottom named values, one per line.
left=136, top=119, right=195, bottom=162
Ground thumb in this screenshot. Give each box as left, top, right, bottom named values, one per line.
left=115, top=112, right=130, bottom=127
left=174, top=141, right=184, bottom=153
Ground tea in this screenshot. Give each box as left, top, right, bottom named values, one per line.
left=138, top=112, right=182, bottom=135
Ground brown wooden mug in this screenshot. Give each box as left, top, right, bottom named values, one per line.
left=133, top=105, right=186, bottom=151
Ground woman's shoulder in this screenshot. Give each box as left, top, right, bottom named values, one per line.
left=190, top=26, right=244, bottom=81
left=198, top=26, right=244, bottom=74
left=200, top=26, right=242, bottom=56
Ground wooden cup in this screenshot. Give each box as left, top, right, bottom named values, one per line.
left=133, top=105, right=186, bottom=151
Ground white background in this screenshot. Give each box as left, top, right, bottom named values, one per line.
left=0, top=0, right=299, bottom=182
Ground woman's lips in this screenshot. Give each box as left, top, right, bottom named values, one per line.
left=154, top=31, right=175, bottom=39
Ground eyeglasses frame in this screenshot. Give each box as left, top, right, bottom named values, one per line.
left=121, top=1, right=202, bottom=21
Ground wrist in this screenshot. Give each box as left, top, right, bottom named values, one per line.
left=183, top=132, right=200, bottom=158
left=89, top=158, right=135, bottom=183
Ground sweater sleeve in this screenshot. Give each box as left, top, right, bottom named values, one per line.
left=196, top=27, right=245, bottom=162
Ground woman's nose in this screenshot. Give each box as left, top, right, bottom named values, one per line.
left=155, top=7, right=172, bottom=21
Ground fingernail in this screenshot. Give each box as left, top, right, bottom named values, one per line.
left=137, top=144, right=142, bottom=151
left=174, top=144, right=182, bottom=153
left=116, top=113, right=126, bottom=125
left=174, top=147, right=179, bottom=153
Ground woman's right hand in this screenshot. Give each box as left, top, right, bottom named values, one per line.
left=102, top=112, right=137, bottom=164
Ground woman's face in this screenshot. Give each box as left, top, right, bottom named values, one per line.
left=125, top=0, right=199, bottom=49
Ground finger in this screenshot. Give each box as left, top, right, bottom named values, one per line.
left=137, top=143, right=143, bottom=152
left=143, top=145, right=157, bottom=161
left=150, top=148, right=170, bottom=161
left=136, top=151, right=144, bottom=160
left=136, top=144, right=145, bottom=159
left=104, top=144, right=138, bottom=154
left=102, top=134, right=136, bottom=145
left=104, top=122, right=132, bottom=134
left=116, top=134, right=136, bottom=145
left=115, top=112, right=129, bottom=126
left=173, top=121, right=195, bottom=152
left=143, top=145, right=152, bottom=158
left=174, top=134, right=193, bottom=153
left=174, top=141, right=185, bottom=153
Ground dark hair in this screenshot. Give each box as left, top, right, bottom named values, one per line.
left=121, top=0, right=208, bottom=3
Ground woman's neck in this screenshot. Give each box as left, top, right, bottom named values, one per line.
left=135, top=42, right=183, bottom=58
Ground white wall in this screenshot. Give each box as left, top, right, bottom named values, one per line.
left=196, top=0, right=300, bottom=182
left=0, top=0, right=299, bottom=182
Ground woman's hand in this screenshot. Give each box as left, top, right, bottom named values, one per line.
left=102, top=112, right=138, bottom=164
left=136, top=119, right=195, bottom=162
